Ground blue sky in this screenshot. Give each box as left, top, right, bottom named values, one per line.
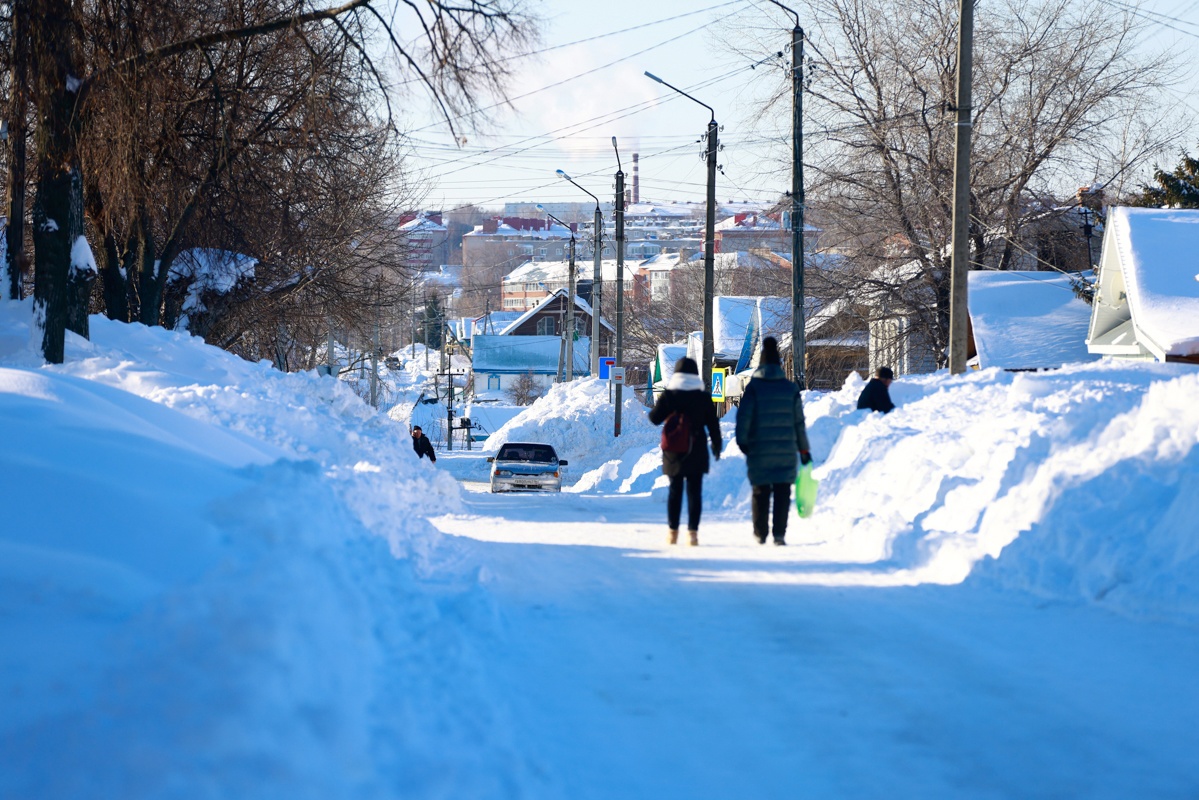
left=403, top=0, right=795, bottom=211
left=402, top=0, right=1199, bottom=211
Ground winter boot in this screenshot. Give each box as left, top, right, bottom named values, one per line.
left=773, top=537, right=786, bottom=546
left=754, top=531, right=767, bottom=545
left=667, top=529, right=679, bottom=545
left=688, top=530, right=699, bottom=546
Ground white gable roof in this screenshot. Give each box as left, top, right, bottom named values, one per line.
left=968, top=270, right=1099, bottom=369
left=1088, top=207, right=1199, bottom=359
left=496, top=289, right=614, bottom=335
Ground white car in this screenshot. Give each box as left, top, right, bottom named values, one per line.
left=488, top=442, right=568, bottom=493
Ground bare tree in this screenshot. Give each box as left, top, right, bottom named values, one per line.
left=2, top=0, right=535, bottom=362
left=724, top=0, right=1186, bottom=369
left=506, top=370, right=541, bottom=405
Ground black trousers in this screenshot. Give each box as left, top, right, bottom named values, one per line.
left=752, top=483, right=792, bottom=540
left=667, top=474, right=704, bottom=531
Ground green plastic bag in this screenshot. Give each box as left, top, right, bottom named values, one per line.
left=795, top=463, right=819, bottom=518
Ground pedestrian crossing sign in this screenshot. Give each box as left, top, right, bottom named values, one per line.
left=711, top=368, right=727, bottom=401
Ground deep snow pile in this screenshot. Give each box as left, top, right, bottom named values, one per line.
left=0, top=302, right=531, bottom=798
left=502, top=361, right=1199, bottom=620
left=482, top=378, right=663, bottom=492
left=727, top=364, right=1199, bottom=618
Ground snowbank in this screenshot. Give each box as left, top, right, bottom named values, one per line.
left=483, top=378, right=662, bottom=492
left=503, top=358, right=1199, bottom=621
left=0, top=301, right=530, bottom=797
left=711, top=363, right=1199, bottom=619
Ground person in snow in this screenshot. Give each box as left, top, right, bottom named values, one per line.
left=648, top=357, right=722, bottom=546
left=856, top=366, right=896, bottom=414
left=411, top=426, right=437, bottom=462
left=735, top=337, right=811, bottom=546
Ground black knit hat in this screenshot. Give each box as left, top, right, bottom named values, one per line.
left=674, top=357, right=699, bottom=375
left=760, top=336, right=780, bottom=365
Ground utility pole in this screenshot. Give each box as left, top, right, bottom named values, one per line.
left=646, top=72, right=719, bottom=390
left=592, top=203, right=603, bottom=377
left=613, top=137, right=626, bottom=437
left=442, top=331, right=453, bottom=452
left=556, top=170, right=602, bottom=377
left=702, top=119, right=718, bottom=391
left=948, top=0, right=975, bottom=374
left=539, top=205, right=576, bottom=380
left=566, top=234, right=576, bottom=380
left=370, top=316, right=379, bottom=408
left=769, top=1, right=806, bottom=387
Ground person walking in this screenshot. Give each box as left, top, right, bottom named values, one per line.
left=735, top=337, right=811, bottom=545
left=411, top=425, right=437, bottom=462
left=857, top=366, right=896, bottom=414
left=648, top=357, right=722, bottom=546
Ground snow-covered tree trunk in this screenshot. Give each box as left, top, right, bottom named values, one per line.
left=3, top=0, right=29, bottom=302
left=29, top=0, right=90, bottom=362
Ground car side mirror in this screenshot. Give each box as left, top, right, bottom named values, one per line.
left=558, top=460, right=568, bottom=467
left=486, top=457, right=494, bottom=463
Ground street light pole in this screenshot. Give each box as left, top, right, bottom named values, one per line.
left=768, top=0, right=806, bottom=388
left=613, top=137, right=625, bottom=437
left=556, top=170, right=603, bottom=378
left=645, top=71, right=718, bottom=391
left=538, top=205, right=577, bottom=381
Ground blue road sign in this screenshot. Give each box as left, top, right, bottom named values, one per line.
left=599, top=357, right=616, bottom=380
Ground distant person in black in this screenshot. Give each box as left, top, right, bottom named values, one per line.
left=857, top=366, right=896, bottom=414
left=412, top=426, right=437, bottom=462
left=648, top=357, right=722, bottom=547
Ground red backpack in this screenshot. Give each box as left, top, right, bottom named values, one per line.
left=661, top=411, right=693, bottom=454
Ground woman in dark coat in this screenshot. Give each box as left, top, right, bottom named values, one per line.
left=735, top=337, right=811, bottom=545
left=648, top=357, right=722, bottom=546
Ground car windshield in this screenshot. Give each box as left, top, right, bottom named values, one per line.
left=496, top=444, right=557, bottom=463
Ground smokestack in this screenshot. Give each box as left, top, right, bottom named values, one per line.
left=632, top=153, right=640, bottom=204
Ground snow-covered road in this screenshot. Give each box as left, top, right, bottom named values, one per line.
left=434, top=482, right=1199, bottom=799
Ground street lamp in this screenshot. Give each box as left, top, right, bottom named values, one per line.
left=556, top=169, right=603, bottom=378
left=536, top=204, right=577, bottom=381
left=766, top=0, right=806, bottom=388
left=612, top=136, right=626, bottom=437
left=645, top=71, right=718, bottom=391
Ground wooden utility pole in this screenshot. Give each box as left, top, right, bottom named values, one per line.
left=613, top=138, right=625, bottom=437
left=948, top=0, right=975, bottom=374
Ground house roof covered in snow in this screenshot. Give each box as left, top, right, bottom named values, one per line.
left=968, top=270, right=1099, bottom=369
left=503, top=258, right=638, bottom=285
left=1087, top=206, right=1199, bottom=360
left=398, top=215, right=446, bottom=233
left=497, top=289, right=614, bottom=336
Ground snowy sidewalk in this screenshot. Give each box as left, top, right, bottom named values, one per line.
left=433, top=486, right=1199, bottom=800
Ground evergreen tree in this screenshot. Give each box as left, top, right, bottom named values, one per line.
left=1133, top=151, right=1199, bottom=208
left=419, top=297, right=444, bottom=349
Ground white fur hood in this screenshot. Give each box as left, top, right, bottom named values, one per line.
left=666, top=371, right=705, bottom=392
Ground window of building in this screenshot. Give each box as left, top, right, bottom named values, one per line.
left=537, top=316, right=555, bottom=336
left=539, top=247, right=548, bottom=257
left=487, top=374, right=501, bottom=390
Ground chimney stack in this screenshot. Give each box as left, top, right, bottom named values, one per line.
left=632, top=153, right=640, bottom=204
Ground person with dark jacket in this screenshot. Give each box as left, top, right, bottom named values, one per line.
left=856, top=366, right=895, bottom=414
left=648, top=357, right=722, bottom=546
left=735, top=337, right=811, bottom=545
left=411, top=426, right=436, bottom=462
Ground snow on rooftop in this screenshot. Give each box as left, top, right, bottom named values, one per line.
left=398, top=215, right=446, bottom=233
left=1109, top=207, right=1199, bottom=357
left=968, top=270, right=1099, bottom=369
